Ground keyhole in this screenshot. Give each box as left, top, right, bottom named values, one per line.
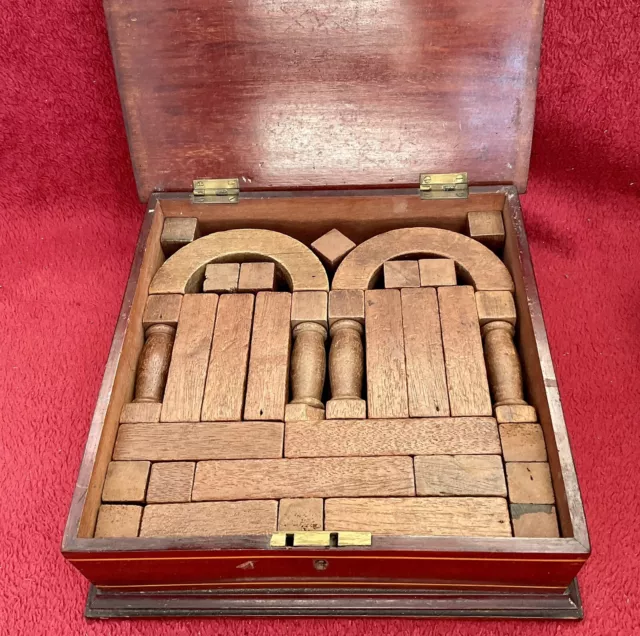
left=313, top=559, right=329, bottom=571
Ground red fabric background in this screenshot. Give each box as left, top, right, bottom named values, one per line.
left=1, top=0, right=639, bottom=632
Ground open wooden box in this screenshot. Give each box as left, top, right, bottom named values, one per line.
left=62, top=0, right=590, bottom=619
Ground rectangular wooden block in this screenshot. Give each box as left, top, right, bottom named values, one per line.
left=113, top=422, right=285, bottom=461
left=203, top=263, right=240, bottom=293
left=511, top=504, right=560, bottom=538
left=499, top=423, right=547, bottom=462
left=364, top=289, right=409, bottom=418
left=140, top=501, right=278, bottom=537
left=120, top=402, right=161, bottom=424
left=160, top=217, right=200, bottom=255
left=192, top=456, right=415, bottom=501
left=102, top=460, right=150, bottom=503
left=325, top=398, right=367, bottom=420
left=325, top=498, right=511, bottom=537
left=311, top=228, right=356, bottom=270
left=467, top=210, right=505, bottom=251
left=285, top=418, right=501, bottom=457
left=244, top=292, right=292, bottom=421
left=495, top=404, right=538, bottom=423
left=328, top=289, right=365, bottom=325
left=383, top=260, right=420, bottom=289
left=146, top=462, right=196, bottom=503
left=142, top=294, right=182, bottom=329
left=161, top=294, right=218, bottom=422
left=506, top=462, right=555, bottom=504
left=414, top=455, right=507, bottom=497
left=438, top=286, right=492, bottom=417
left=278, top=498, right=324, bottom=531
left=238, top=262, right=276, bottom=292
left=94, top=505, right=142, bottom=538
left=291, top=291, right=328, bottom=329
left=401, top=288, right=450, bottom=417
left=475, top=291, right=517, bottom=326
left=418, top=258, right=457, bottom=287
left=201, top=294, right=254, bottom=421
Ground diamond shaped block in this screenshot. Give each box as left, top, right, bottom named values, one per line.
left=311, top=229, right=356, bottom=270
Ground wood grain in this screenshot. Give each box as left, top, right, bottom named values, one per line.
left=414, top=455, right=506, bottom=496
left=467, top=211, right=506, bottom=251
left=499, top=423, right=547, bottom=462
left=160, top=217, right=200, bottom=255
left=328, top=290, right=365, bottom=326
left=495, top=404, right=538, bottom=423
left=132, top=324, right=175, bottom=404
left=506, top=462, right=555, bottom=504
left=383, top=261, right=420, bottom=289
left=146, top=462, right=195, bottom=503
left=192, top=457, right=415, bottom=501
left=475, top=291, right=517, bottom=326
left=288, top=322, right=327, bottom=411
left=238, top=262, right=276, bottom=292
left=161, top=294, right=218, bottom=422
left=101, top=461, right=150, bottom=503
left=119, top=402, right=161, bottom=424
left=278, top=498, right=324, bottom=531
left=418, top=258, right=457, bottom=287
left=291, top=292, right=328, bottom=329
left=142, top=294, right=182, bottom=329
left=94, top=505, right=142, bottom=538
left=311, top=229, right=356, bottom=270
left=203, top=263, right=240, bottom=293
left=511, top=504, right=560, bottom=538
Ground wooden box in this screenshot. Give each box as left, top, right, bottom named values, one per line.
left=62, top=0, right=590, bottom=619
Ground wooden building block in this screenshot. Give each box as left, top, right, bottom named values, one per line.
left=511, top=504, right=560, bottom=538
left=140, top=501, right=278, bottom=537
left=244, top=292, right=292, bottom=421
left=311, top=228, right=356, bottom=270
left=401, top=288, right=449, bottom=417
left=142, top=294, right=182, bottom=329
left=495, top=404, right=538, bottom=423
left=325, top=398, right=366, bottom=420
left=499, top=423, right=547, bottom=462
left=291, top=291, right=328, bottom=329
left=120, top=402, right=161, bottom=424
left=506, top=462, right=555, bottom=504
left=192, top=456, right=415, bottom=501
left=364, top=289, right=409, bottom=418
left=238, top=262, right=276, bottom=292
left=146, top=462, right=196, bottom=503
left=285, top=418, right=501, bottom=457
left=328, top=290, right=365, bottom=326
left=438, top=286, right=492, bottom=417
left=414, top=455, right=507, bottom=497
left=160, top=217, right=200, bottom=255
left=383, top=260, right=420, bottom=289
left=284, top=403, right=325, bottom=422
left=114, top=422, right=284, bottom=461
left=101, top=460, right=150, bottom=503
left=161, top=294, right=218, bottom=422
left=131, top=324, right=175, bottom=404
left=418, top=258, right=457, bottom=287
left=203, top=263, right=240, bottom=293
left=467, top=210, right=505, bottom=251
left=278, top=498, right=324, bottom=531
left=94, top=505, right=142, bottom=538
left=325, top=498, right=511, bottom=537
left=201, top=294, right=254, bottom=421
left=475, top=291, right=517, bottom=326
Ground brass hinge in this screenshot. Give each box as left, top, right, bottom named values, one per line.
left=270, top=531, right=372, bottom=548
left=192, top=178, right=239, bottom=204
left=419, top=172, right=468, bottom=200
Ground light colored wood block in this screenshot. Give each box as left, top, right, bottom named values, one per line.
left=278, top=498, right=324, bottom=531
left=161, top=294, right=218, bottom=422
left=284, top=403, right=325, bottom=422
left=438, top=286, right=492, bottom=416
left=146, top=462, right=196, bottom=503
left=244, top=292, right=292, bottom=421
left=364, top=289, right=409, bottom=418
left=414, top=455, right=507, bottom=497
left=203, top=263, right=240, bottom=293
left=511, top=504, right=560, bottom=538
left=192, top=456, right=415, bottom=501
left=401, top=288, right=449, bottom=417
left=120, top=402, right=161, bottom=424
left=495, top=404, right=538, bottom=423
left=499, top=424, right=547, bottom=462
left=160, top=217, right=200, bottom=255
left=475, top=291, right=517, bottom=326
left=506, top=462, right=555, bottom=504
left=325, top=498, right=511, bottom=537
left=285, top=418, right=500, bottom=457
left=291, top=291, right=328, bottom=329
left=140, top=501, right=278, bottom=537
left=113, top=422, right=284, bottom=461
left=383, top=260, right=420, bottom=289
left=328, top=290, right=365, bottom=326
left=467, top=210, right=505, bottom=251
left=142, top=294, right=182, bottom=328
left=94, top=505, right=142, bottom=538
left=418, top=258, right=457, bottom=287
left=102, top=461, right=150, bottom=503
left=201, top=294, right=254, bottom=421
left=325, top=398, right=366, bottom=420
left=238, top=262, right=276, bottom=292
left=311, top=228, right=356, bottom=270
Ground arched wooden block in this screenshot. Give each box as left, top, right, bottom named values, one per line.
left=150, top=229, right=329, bottom=294
left=332, top=228, right=514, bottom=291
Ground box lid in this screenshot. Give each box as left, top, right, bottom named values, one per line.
left=105, top=0, right=544, bottom=201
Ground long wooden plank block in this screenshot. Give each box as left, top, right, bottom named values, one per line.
left=285, top=417, right=500, bottom=457
left=325, top=497, right=512, bottom=537
left=364, top=289, right=408, bottom=418
left=161, top=294, right=218, bottom=422
left=192, top=457, right=415, bottom=501
left=201, top=294, right=254, bottom=421
left=244, top=292, right=292, bottom=421
left=140, top=501, right=278, bottom=537
left=400, top=288, right=450, bottom=417
left=438, top=286, right=492, bottom=416
left=113, top=422, right=284, bottom=461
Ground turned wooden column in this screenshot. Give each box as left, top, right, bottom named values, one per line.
left=289, top=322, right=327, bottom=409
left=133, top=324, right=175, bottom=403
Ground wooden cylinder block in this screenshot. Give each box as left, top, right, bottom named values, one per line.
left=329, top=319, right=364, bottom=401
left=290, top=322, right=327, bottom=409
left=134, top=324, right=175, bottom=403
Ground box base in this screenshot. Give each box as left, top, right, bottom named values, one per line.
left=86, top=580, right=582, bottom=619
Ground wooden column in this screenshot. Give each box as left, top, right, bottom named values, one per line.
left=133, top=324, right=175, bottom=404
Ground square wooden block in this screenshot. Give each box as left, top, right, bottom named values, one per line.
left=278, top=498, right=324, bottom=531
left=203, top=263, right=240, bottom=293
left=328, top=290, right=365, bottom=326
left=467, top=211, right=505, bottom=251
left=506, top=462, right=555, bottom=504
left=160, top=217, right=200, bottom=255
left=143, top=294, right=182, bottom=328
left=476, top=291, right=517, bottom=326
left=94, top=505, right=142, bottom=538
left=495, top=404, right=538, bottom=423
left=102, top=461, right=150, bottom=503
left=500, top=423, right=547, bottom=462
left=311, top=229, right=356, bottom=270
left=511, top=504, right=560, bottom=538
left=291, top=291, right=328, bottom=329
left=238, top=262, right=276, bottom=292
left=418, top=259, right=457, bottom=287
left=146, top=462, right=196, bottom=503
left=383, top=261, right=420, bottom=289
left=120, top=402, right=161, bottom=424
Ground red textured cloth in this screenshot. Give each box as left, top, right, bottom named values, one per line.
left=1, top=0, right=639, bottom=633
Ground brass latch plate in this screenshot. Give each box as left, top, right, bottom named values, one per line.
left=420, top=172, right=468, bottom=200
left=192, top=178, right=239, bottom=204
left=270, top=531, right=372, bottom=548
